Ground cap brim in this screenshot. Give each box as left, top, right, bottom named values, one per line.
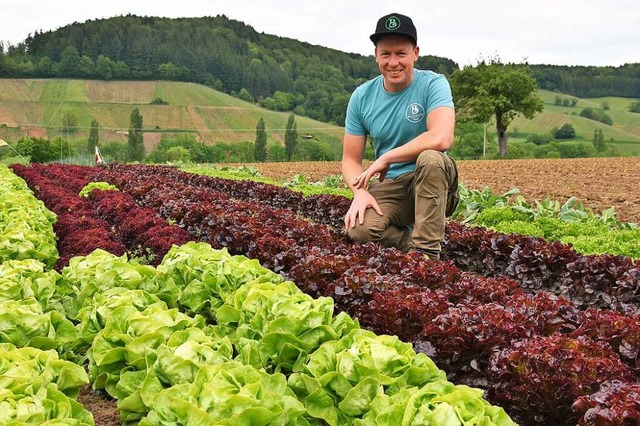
left=370, top=32, right=416, bottom=45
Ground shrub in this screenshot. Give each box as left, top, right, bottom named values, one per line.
left=268, top=144, right=287, bottom=162
left=628, top=101, right=640, bottom=113
left=553, top=123, right=576, bottom=139
left=150, top=97, right=169, bottom=105
left=526, top=133, right=551, bottom=145
left=580, top=108, right=613, bottom=125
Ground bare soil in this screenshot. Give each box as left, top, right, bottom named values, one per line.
left=77, top=386, right=120, bottom=426
left=232, top=157, right=640, bottom=223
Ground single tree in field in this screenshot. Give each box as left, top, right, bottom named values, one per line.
left=127, top=108, right=145, bottom=162
left=254, top=117, right=267, bottom=162
left=285, top=113, right=298, bottom=161
left=87, top=119, right=100, bottom=153
left=593, top=129, right=606, bottom=152
left=450, top=59, right=544, bottom=157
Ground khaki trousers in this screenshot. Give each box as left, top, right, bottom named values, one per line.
left=347, top=150, right=458, bottom=258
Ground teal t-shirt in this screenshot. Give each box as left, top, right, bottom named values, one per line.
left=344, top=69, right=454, bottom=178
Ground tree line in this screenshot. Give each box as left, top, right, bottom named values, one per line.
left=2, top=105, right=335, bottom=164
left=0, top=14, right=457, bottom=126
left=530, top=64, right=640, bottom=98
left=2, top=15, right=637, bottom=113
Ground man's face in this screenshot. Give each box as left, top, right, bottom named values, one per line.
left=374, top=35, right=419, bottom=93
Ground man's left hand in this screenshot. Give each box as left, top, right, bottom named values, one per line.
left=353, top=157, right=390, bottom=189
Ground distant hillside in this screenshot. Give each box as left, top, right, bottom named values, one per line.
left=3, top=79, right=639, bottom=161
left=2, top=14, right=638, bottom=131
left=0, top=78, right=345, bottom=157
left=0, top=14, right=457, bottom=127
left=530, top=64, right=640, bottom=98
left=508, top=89, right=640, bottom=155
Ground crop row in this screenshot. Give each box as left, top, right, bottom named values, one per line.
left=0, top=168, right=95, bottom=423
left=0, top=165, right=58, bottom=268
left=106, top=164, right=640, bottom=316
left=10, top=163, right=127, bottom=270
left=60, top=163, right=638, bottom=426
left=67, top=245, right=514, bottom=425
left=10, top=164, right=192, bottom=269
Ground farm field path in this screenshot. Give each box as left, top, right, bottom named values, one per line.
left=77, top=386, right=120, bottom=426
left=230, top=157, right=640, bottom=223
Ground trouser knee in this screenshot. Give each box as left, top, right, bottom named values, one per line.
left=347, top=223, right=378, bottom=243
left=416, top=150, right=445, bottom=170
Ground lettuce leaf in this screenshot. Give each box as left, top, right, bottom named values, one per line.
left=139, top=361, right=307, bottom=426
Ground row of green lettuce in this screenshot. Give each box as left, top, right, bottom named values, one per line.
left=1, top=238, right=516, bottom=425
left=1, top=168, right=514, bottom=425
left=182, top=164, right=639, bottom=259
left=1, top=166, right=94, bottom=424
left=0, top=343, right=93, bottom=425
left=0, top=165, right=58, bottom=268
left=183, top=165, right=353, bottom=197
left=453, top=186, right=640, bottom=259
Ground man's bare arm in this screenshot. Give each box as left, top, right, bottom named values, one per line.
left=342, top=133, right=367, bottom=192
left=381, top=106, right=455, bottom=163
left=353, top=107, right=455, bottom=189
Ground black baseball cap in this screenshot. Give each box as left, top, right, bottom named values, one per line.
left=370, top=13, right=417, bottom=45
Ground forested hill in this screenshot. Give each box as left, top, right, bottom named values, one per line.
left=530, top=64, right=640, bottom=98
left=0, top=14, right=457, bottom=125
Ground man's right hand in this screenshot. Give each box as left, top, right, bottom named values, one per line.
left=344, top=189, right=383, bottom=229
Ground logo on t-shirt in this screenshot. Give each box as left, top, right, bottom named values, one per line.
left=405, top=103, right=425, bottom=123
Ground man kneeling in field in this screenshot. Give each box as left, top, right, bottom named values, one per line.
left=341, top=13, right=459, bottom=260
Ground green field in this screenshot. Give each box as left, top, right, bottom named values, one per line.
left=0, top=79, right=344, bottom=155
left=1, top=79, right=639, bottom=157
left=509, top=89, right=640, bottom=154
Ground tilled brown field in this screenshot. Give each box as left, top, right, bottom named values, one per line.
left=231, top=157, right=640, bottom=223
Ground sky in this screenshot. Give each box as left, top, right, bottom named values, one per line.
left=1, top=0, right=639, bottom=67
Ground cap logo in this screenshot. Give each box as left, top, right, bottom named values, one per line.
left=385, top=16, right=400, bottom=31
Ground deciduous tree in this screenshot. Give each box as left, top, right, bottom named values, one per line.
left=450, top=59, right=544, bottom=156
left=628, top=101, right=640, bottom=113
left=96, top=55, right=113, bottom=80
left=57, top=45, right=81, bottom=76
left=554, top=123, right=576, bottom=140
